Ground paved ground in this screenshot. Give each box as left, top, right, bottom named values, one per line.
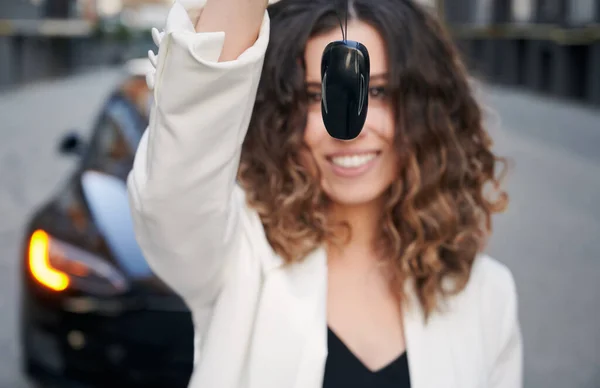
left=0, top=69, right=598, bottom=388
left=481, top=86, right=600, bottom=388
left=0, top=69, right=124, bottom=388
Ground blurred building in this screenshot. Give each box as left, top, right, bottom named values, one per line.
left=441, top=0, right=599, bottom=26
left=0, top=0, right=172, bottom=21
left=0, top=0, right=41, bottom=19
left=0, top=0, right=83, bottom=19
left=78, top=0, right=171, bottom=23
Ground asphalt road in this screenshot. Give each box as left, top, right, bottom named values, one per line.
left=0, top=69, right=124, bottom=388
left=0, top=69, right=598, bottom=388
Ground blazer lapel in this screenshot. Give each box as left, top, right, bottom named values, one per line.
left=246, top=246, right=462, bottom=388
left=292, top=248, right=328, bottom=388
left=403, top=283, right=459, bottom=388
left=246, top=247, right=328, bottom=388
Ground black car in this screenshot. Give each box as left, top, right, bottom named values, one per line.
left=19, top=60, right=194, bottom=388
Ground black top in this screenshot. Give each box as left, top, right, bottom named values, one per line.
left=323, top=328, right=411, bottom=388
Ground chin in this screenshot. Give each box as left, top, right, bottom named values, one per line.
left=312, top=151, right=397, bottom=208
left=324, top=185, right=389, bottom=207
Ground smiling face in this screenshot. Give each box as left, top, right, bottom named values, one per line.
left=303, top=21, right=398, bottom=207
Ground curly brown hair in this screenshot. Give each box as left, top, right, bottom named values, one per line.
left=238, top=0, right=508, bottom=317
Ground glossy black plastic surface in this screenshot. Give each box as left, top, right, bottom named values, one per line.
left=321, top=40, right=370, bottom=140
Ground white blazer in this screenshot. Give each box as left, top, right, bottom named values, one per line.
left=127, top=2, right=523, bottom=388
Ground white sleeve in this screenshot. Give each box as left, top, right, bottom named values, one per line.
left=127, top=1, right=269, bottom=305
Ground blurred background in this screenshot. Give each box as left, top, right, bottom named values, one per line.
left=0, top=0, right=599, bottom=387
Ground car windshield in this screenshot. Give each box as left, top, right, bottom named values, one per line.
left=106, top=97, right=144, bottom=152
left=111, top=75, right=153, bottom=151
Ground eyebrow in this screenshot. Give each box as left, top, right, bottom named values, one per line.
left=306, top=72, right=389, bottom=87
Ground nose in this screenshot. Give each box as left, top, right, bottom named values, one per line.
left=336, top=123, right=370, bottom=143
left=361, top=103, right=390, bottom=139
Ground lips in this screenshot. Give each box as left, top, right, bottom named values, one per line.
left=325, top=150, right=381, bottom=178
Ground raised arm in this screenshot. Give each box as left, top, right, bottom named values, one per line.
left=196, top=0, right=269, bottom=62
left=127, top=0, right=270, bottom=305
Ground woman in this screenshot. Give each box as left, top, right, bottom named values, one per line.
left=128, top=0, right=523, bottom=387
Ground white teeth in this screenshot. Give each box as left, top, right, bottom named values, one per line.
left=331, top=153, right=377, bottom=168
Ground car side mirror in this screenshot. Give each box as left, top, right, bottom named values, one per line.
left=58, top=132, right=86, bottom=156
